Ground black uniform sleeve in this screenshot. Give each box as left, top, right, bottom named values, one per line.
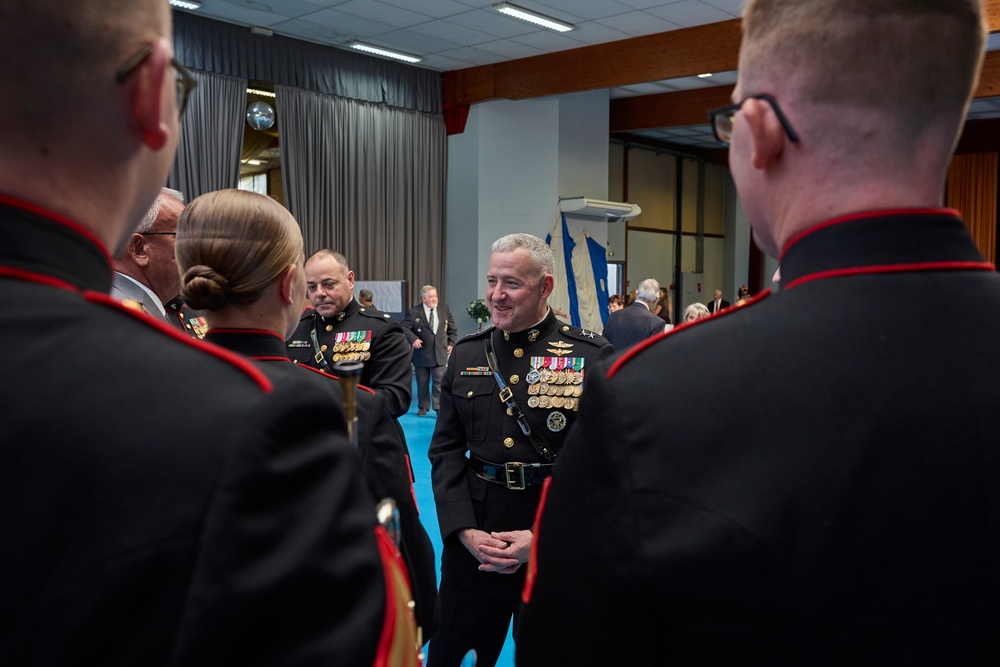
left=369, top=319, right=413, bottom=419
left=428, top=338, right=485, bottom=542
left=357, top=391, right=440, bottom=638
left=515, top=356, right=640, bottom=665
left=168, top=379, right=387, bottom=666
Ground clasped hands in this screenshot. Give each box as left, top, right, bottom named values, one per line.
left=458, top=527, right=532, bottom=574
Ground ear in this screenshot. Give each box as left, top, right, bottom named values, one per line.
left=278, top=264, right=297, bottom=305
left=126, top=233, right=151, bottom=267
left=741, top=97, right=787, bottom=170
left=540, top=274, right=555, bottom=299
left=127, top=38, right=172, bottom=150
left=347, top=270, right=355, bottom=289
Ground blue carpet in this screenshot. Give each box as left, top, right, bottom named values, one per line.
left=399, top=377, right=516, bottom=667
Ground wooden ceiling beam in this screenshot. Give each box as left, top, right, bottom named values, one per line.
left=445, top=5, right=1000, bottom=110
left=443, top=19, right=740, bottom=108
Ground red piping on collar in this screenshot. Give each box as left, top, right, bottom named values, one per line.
left=608, top=290, right=772, bottom=379
left=782, top=260, right=995, bottom=291
left=0, top=193, right=113, bottom=265
left=85, top=291, right=274, bottom=393
left=780, top=208, right=961, bottom=262
left=0, top=266, right=82, bottom=293
left=296, top=363, right=377, bottom=394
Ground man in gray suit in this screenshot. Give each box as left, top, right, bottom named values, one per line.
left=602, top=278, right=667, bottom=351
left=402, top=284, right=457, bottom=416
left=112, top=187, right=206, bottom=337
left=111, top=187, right=184, bottom=318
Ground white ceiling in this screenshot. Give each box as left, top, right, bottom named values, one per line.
left=185, top=0, right=1000, bottom=152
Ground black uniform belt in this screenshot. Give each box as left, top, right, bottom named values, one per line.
left=468, top=455, right=553, bottom=491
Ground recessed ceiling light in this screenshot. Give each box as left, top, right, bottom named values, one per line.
left=247, top=88, right=276, bottom=98
left=169, top=0, right=202, bottom=10
left=348, top=42, right=422, bottom=64
left=494, top=2, right=574, bottom=33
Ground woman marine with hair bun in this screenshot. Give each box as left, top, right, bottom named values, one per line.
left=176, top=189, right=438, bottom=658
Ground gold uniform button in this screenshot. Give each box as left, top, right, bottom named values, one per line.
left=326, top=325, right=333, bottom=332
left=562, top=325, right=569, bottom=332
left=506, top=408, right=513, bottom=416
left=509, top=374, right=519, bottom=385
left=503, top=437, right=514, bottom=448
left=467, top=390, right=474, bottom=397
left=321, top=344, right=328, bottom=351
left=514, top=348, right=524, bottom=358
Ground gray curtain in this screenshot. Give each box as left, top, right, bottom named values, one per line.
left=168, top=69, right=246, bottom=201
left=277, top=85, right=446, bottom=297
left=173, top=11, right=441, bottom=114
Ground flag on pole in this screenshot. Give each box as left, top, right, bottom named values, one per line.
left=546, top=213, right=579, bottom=326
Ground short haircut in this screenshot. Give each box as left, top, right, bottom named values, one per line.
left=636, top=278, right=660, bottom=303
left=176, top=189, right=302, bottom=311
left=421, top=285, right=437, bottom=297
left=740, top=0, right=985, bottom=135
left=136, top=188, right=185, bottom=234
left=308, top=249, right=351, bottom=274
left=491, top=233, right=554, bottom=278
left=359, top=289, right=374, bottom=300
left=608, top=294, right=625, bottom=307
left=1, top=0, right=168, bottom=140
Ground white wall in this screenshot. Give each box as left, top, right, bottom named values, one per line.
left=445, top=91, right=612, bottom=337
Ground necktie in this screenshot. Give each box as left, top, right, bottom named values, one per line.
left=430, top=307, right=437, bottom=333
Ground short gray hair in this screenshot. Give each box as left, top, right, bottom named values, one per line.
left=420, top=284, right=437, bottom=297
left=491, top=233, right=554, bottom=277
left=683, top=302, right=711, bottom=321
left=136, top=187, right=184, bottom=233
left=636, top=278, right=660, bottom=303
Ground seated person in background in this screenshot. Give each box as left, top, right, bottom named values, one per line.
left=682, top=302, right=711, bottom=323
left=608, top=294, right=625, bottom=313
left=359, top=288, right=376, bottom=309
left=176, top=188, right=438, bottom=642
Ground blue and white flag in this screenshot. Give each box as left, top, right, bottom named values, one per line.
left=546, top=213, right=579, bottom=326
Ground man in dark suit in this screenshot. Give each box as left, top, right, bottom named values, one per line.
left=601, top=277, right=666, bottom=351
left=0, top=2, right=403, bottom=664
left=706, top=288, right=730, bottom=314
left=518, top=0, right=998, bottom=664
left=402, top=284, right=457, bottom=416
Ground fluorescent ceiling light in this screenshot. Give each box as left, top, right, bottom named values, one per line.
left=247, top=88, right=276, bottom=98
left=494, top=2, right=574, bottom=32
left=247, top=160, right=262, bottom=166
left=349, top=42, right=422, bottom=64
left=697, top=73, right=713, bottom=78
left=169, top=0, right=202, bottom=9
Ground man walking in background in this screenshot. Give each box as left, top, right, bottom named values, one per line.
left=601, top=277, right=667, bottom=351
left=402, top=284, right=457, bottom=416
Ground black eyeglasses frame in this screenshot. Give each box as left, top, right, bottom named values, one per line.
left=115, top=45, right=197, bottom=118
left=706, top=93, right=800, bottom=146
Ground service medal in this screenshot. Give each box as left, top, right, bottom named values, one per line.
left=547, top=411, right=567, bottom=432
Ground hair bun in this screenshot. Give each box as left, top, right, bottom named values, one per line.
left=180, top=265, right=231, bottom=311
